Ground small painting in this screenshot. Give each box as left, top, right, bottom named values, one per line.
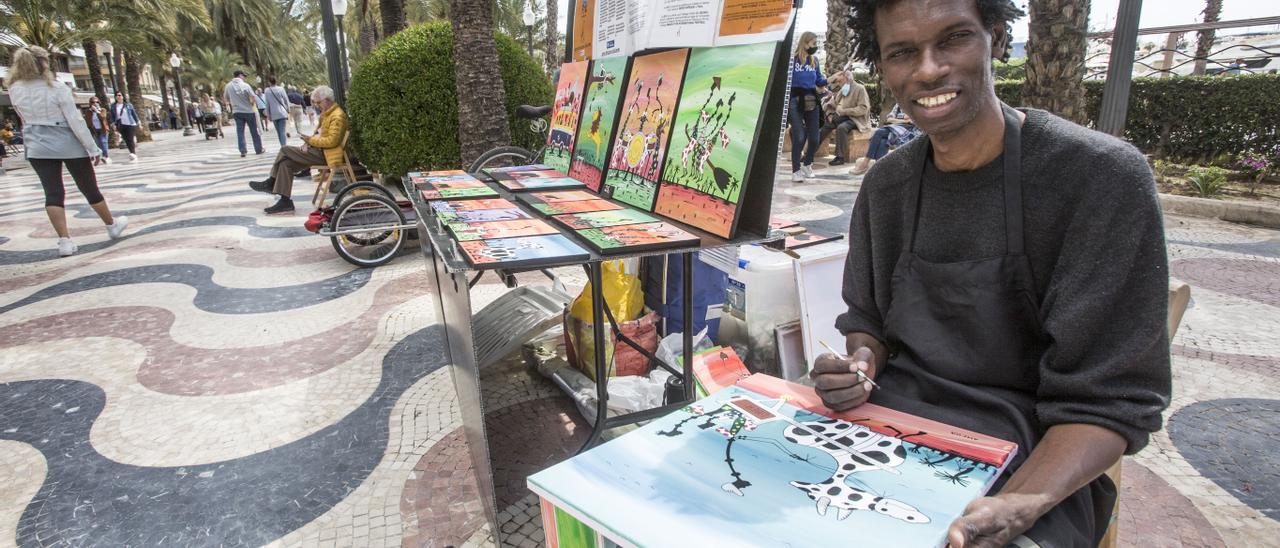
left=576, top=221, right=699, bottom=254
left=459, top=234, right=590, bottom=269
left=530, top=199, right=624, bottom=216
left=544, top=61, right=590, bottom=173
left=494, top=177, right=589, bottom=192
left=568, top=56, right=628, bottom=192
left=420, top=185, right=498, bottom=201
left=437, top=208, right=532, bottom=224
left=430, top=198, right=518, bottom=213
left=552, top=208, right=658, bottom=230
left=447, top=219, right=559, bottom=241
left=482, top=163, right=552, bottom=177
left=518, top=190, right=601, bottom=207
left=601, top=48, right=690, bottom=210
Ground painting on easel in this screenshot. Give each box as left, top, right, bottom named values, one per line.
left=568, top=56, right=628, bottom=192
left=600, top=48, right=689, bottom=211
left=543, top=60, right=590, bottom=174
left=653, top=42, right=777, bottom=238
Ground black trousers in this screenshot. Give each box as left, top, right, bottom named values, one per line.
left=31, top=157, right=102, bottom=208
left=118, top=125, right=137, bottom=154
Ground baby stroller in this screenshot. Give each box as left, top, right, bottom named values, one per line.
left=202, top=114, right=223, bottom=140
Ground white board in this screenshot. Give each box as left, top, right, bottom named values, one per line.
left=792, top=242, right=849, bottom=376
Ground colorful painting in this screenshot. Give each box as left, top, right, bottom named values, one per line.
left=436, top=208, right=532, bottom=224
left=528, top=374, right=1017, bottom=547
left=653, top=42, right=777, bottom=238
left=420, top=186, right=498, bottom=201
left=785, top=231, right=843, bottom=250
left=411, top=170, right=476, bottom=184
left=482, top=163, right=552, bottom=177
left=575, top=221, right=699, bottom=254
left=530, top=199, right=624, bottom=216
left=601, top=48, right=689, bottom=210
left=691, top=346, right=751, bottom=397
left=551, top=209, right=658, bottom=230
left=447, top=219, right=558, bottom=241
left=495, top=177, right=589, bottom=192
left=506, top=169, right=570, bottom=180
left=568, top=56, right=628, bottom=192
left=518, top=190, right=601, bottom=207
left=544, top=61, right=590, bottom=173
left=459, top=234, right=590, bottom=269
left=429, top=198, right=517, bottom=213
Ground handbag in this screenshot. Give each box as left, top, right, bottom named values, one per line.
left=802, top=94, right=817, bottom=112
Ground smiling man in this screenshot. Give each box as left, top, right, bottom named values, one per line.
left=809, top=1, right=1172, bottom=546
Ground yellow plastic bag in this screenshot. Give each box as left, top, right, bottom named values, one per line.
left=569, top=260, right=643, bottom=323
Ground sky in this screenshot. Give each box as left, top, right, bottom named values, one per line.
left=555, top=1, right=1279, bottom=46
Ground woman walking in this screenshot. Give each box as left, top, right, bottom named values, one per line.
left=85, top=96, right=112, bottom=165
left=109, top=91, right=139, bottom=162
left=7, top=47, right=127, bottom=256
left=788, top=31, right=827, bottom=182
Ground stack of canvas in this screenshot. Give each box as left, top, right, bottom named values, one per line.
left=410, top=170, right=498, bottom=200
left=528, top=373, right=1018, bottom=547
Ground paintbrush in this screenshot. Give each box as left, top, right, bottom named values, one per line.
left=819, top=340, right=882, bottom=390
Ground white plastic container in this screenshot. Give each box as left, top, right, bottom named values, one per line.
left=718, top=244, right=801, bottom=377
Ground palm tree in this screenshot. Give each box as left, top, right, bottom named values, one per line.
left=449, top=0, right=510, bottom=165
left=380, top=0, right=405, bottom=38
left=1024, top=0, right=1089, bottom=124
left=187, top=45, right=242, bottom=95
left=823, top=0, right=849, bottom=73
left=543, top=0, right=556, bottom=70
left=1192, top=0, right=1222, bottom=75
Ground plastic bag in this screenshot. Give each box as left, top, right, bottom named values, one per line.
left=565, top=310, right=660, bottom=381
left=569, top=259, right=644, bottom=323
left=655, top=327, right=713, bottom=372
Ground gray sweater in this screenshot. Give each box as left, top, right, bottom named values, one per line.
left=834, top=108, right=1171, bottom=453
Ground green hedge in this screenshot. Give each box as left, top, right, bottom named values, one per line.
left=346, top=21, right=553, bottom=175
left=864, top=74, right=1280, bottom=164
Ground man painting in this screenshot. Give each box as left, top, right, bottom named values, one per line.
left=248, top=86, right=348, bottom=214
left=810, top=1, right=1171, bottom=546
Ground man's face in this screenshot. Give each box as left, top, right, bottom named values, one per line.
left=873, top=0, right=1003, bottom=137
left=314, top=97, right=331, bottom=111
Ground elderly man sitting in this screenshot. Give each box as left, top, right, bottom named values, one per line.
left=249, top=85, right=348, bottom=214
left=817, top=70, right=871, bottom=166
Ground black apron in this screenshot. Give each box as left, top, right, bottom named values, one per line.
left=868, top=105, right=1114, bottom=547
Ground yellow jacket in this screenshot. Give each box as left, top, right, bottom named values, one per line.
left=304, top=103, right=349, bottom=166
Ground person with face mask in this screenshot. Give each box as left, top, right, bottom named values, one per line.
left=787, top=31, right=827, bottom=182
left=818, top=70, right=871, bottom=166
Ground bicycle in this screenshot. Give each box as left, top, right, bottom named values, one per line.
left=467, top=105, right=552, bottom=174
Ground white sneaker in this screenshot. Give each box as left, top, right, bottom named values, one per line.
left=792, top=170, right=805, bottom=182
left=103, top=156, right=113, bottom=165
left=106, top=215, right=129, bottom=239
left=57, top=237, right=77, bottom=257
left=128, top=153, right=137, bottom=163
left=802, top=164, right=815, bottom=179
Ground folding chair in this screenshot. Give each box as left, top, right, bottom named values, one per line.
left=309, top=130, right=358, bottom=209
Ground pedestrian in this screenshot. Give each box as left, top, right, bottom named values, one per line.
left=84, top=96, right=112, bottom=165
left=264, top=76, right=291, bottom=147
left=303, top=88, right=316, bottom=126
left=788, top=31, right=826, bottom=181
left=817, top=70, right=871, bottom=167
left=247, top=86, right=348, bottom=214
left=223, top=70, right=264, bottom=157
left=6, top=46, right=127, bottom=257
left=287, top=86, right=307, bottom=136
left=109, top=91, right=139, bottom=162
left=255, top=87, right=270, bottom=132
left=168, top=107, right=178, bottom=131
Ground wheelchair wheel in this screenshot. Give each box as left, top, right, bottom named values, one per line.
left=334, top=181, right=393, bottom=208
left=468, top=145, right=537, bottom=174
left=330, top=194, right=406, bottom=268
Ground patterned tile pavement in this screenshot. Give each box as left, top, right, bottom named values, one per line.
left=0, top=131, right=1276, bottom=547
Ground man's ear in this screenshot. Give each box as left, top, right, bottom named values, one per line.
left=991, top=22, right=1009, bottom=60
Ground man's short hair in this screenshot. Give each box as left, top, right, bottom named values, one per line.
left=311, top=85, right=335, bottom=103
left=267, top=75, right=278, bottom=85
left=846, top=0, right=1025, bottom=72
left=233, top=70, right=247, bottom=78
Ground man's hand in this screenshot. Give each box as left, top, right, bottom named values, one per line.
left=946, top=493, right=1044, bottom=548
left=810, top=346, right=876, bottom=411
left=300, top=142, right=310, bottom=154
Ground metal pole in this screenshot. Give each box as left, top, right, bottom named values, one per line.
left=336, top=15, right=350, bottom=85
left=318, top=0, right=345, bottom=106
left=563, top=0, right=575, bottom=62
left=1097, top=0, right=1143, bottom=137
left=681, top=252, right=694, bottom=401
left=579, top=261, right=610, bottom=453
left=173, top=64, right=193, bottom=136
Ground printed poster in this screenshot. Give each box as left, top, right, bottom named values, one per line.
left=571, top=0, right=595, bottom=62
left=568, top=56, right=628, bottom=192
left=544, top=61, right=589, bottom=173
left=646, top=0, right=720, bottom=49
left=716, top=0, right=795, bottom=46
left=601, top=48, right=689, bottom=211
left=654, top=42, right=776, bottom=238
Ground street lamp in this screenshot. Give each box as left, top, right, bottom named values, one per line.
left=522, top=3, right=536, bottom=57
left=169, top=53, right=193, bottom=136
left=333, top=0, right=350, bottom=85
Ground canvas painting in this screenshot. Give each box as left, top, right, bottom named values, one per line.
left=575, top=221, right=699, bottom=254
left=544, top=61, right=590, bottom=173
left=518, top=190, right=601, bottom=207
left=551, top=208, right=658, bottom=230
left=529, top=198, right=624, bottom=216
left=568, top=56, right=629, bottom=192
left=436, top=208, right=532, bottom=224
left=430, top=198, right=518, bottom=213
left=653, top=42, right=777, bottom=238
left=447, top=219, right=559, bottom=241
left=497, top=177, right=588, bottom=192
left=601, top=48, right=690, bottom=211
left=421, top=186, right=498, bottom=201
left=411, top=170, right=476, bottom=184
left=507, top=169, right=571, bottom=180
left=482, top=163, right=552, bottom=177
left=528, top=374, right=1016, bottom=547
left=459, top=234, right=590, bottom=269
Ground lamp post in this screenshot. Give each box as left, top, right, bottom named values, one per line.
left=523, top=3, right=536, bottom=57
left=333, top=0, right=350, bottom=85
left=169, top=53, right=193, bottom=136
left=318, top=0, right=345, bottom=105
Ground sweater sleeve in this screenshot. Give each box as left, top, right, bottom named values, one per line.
left=58, top=86, right=100, bottom=156
left=1034, top=141, right=1171, bottom=454
left=834, top=188, right=886, bottom=343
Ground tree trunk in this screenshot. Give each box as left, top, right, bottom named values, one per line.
left=83, top=41, right=109, bottom=105
left=1024, top=0, right=1090, bottom=124
left=124, top=50, right=152, bottom=142
left=824, top=0, right=850, bottom=74
left=1192, top=0, right=1222, bottom=75
left=358, top=7, right=379, bottom=55
left=449, top=0, right=511, bottom=166
left=381, top=0, right=407, bottom=40
left=159, top=73, right=171, bottom=113
left=545, top=0, right=559, bottom=71
left=112, top=48, right=128, bottom=98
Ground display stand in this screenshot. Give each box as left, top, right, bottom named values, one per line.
left=409, top=12, right=795, bottom=543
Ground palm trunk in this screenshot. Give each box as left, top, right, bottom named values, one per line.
left=823, top=0, right=849, bottom=74
left=1024, top=0, right=1090, bottom=124
left=450, top=0, right=511, bottom=166
left=112, top=48, right=128, bottom=98
left=358, top=6, right=378, bottom=54
left=1192, top=0, right=1222, bottom=75
left=159, top=73, right=171, bottom=113
left=544, top=0, right=559, bottom=71
left=381, top=0, right=406, bottom=39
left=83, top=41, right=109, bottom=105
left=124, top=50, right=152, bottom=142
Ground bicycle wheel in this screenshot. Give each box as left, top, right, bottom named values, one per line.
left=334, top=181, right=392, bottom=207
left=468, top=145, right=537, bottom=174
left=329, top=194, right=406, bottom=268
